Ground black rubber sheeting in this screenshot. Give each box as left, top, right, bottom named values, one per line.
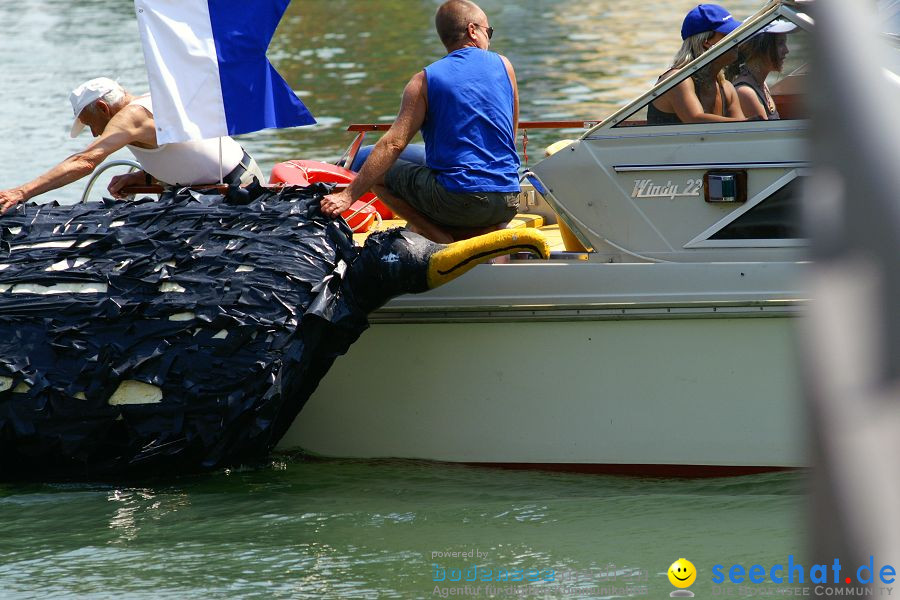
left=0, top=184, right=439, bottom=480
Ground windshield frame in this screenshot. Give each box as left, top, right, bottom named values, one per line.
left=591, top=1, right=815, bottom=133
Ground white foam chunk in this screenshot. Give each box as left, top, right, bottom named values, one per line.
left=11, top=241, right=75, bottom=252
left=154, top=261, right=177, bottom=273
left=108, top=381, right=163, bottom=406
left=10, top=283, right=108, bottom=295
left=45, top=258, right=89, bottom=272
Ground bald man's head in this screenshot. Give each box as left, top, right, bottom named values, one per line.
left=435, top=0, right=486, bottom=50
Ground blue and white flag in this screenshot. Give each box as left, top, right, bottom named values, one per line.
left=135, top=0, right=316, bottom=145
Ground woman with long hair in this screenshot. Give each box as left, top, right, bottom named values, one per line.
left=726, top=21, right=793, bottom=120
left=648, top=4, right=747, bottom=124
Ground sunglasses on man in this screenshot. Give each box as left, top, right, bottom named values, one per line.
left=472, top=22, right=494, bottom=39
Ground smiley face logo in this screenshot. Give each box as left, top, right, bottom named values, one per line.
left=668, top=558, right=696, bottom=589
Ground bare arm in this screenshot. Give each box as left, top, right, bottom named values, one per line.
left=500, top=55, right=519, bottom=136
left=723, top=81, right=746, bottom=120
left=320, top=71, right=428, bottom=218
left=0, top=104, right=155, bottom=213
left=735, top=85, right=768, bottom=120
left=658, top=77, right=747, bottom=124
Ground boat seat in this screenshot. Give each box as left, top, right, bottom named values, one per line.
left=507, top=213, right=544, bottom=229
left=537, top=224, right=568, bottom=253
left=537, top=224, right=564, bottom=252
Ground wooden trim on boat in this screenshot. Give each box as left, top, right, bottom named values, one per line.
left=120, top=185, right=167, bottom=194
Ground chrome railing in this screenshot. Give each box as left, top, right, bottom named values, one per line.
left=79, top=159, right=142, bottom=204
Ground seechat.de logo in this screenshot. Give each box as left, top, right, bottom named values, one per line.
left=668, top=558, right=697, bottom=597
left=711, top=556, right=897, bottom=586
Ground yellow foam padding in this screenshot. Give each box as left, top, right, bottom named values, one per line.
left=537, top=224, right=567, bottom=253
left=354, top=216, right=541, bottom=245
left=353, top=219, right=408, bottom=245
left=557, top=220, right=588, bottom=252
left=507, top=213, right=544, bottom=229
left=427, top=228, right=550, bottom=289
left=545, top=140, right=575, bottom=157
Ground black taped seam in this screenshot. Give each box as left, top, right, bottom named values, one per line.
left=436, top=244, right=544, bottom=276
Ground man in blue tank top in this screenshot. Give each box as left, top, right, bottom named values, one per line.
left=321, top=0, right=520, bottom=243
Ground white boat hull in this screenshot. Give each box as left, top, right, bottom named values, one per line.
left=278, top=261, right=806, bottom=475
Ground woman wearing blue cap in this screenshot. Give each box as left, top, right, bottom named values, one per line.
left=648, top=4, right=747, bottom=124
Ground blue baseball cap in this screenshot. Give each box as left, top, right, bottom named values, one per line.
left=681, top=4, right=742, bottom=40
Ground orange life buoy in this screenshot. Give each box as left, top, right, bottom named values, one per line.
left=270, top=161, right=394, bottom=231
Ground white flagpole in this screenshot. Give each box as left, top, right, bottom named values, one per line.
left=218, top=137, right=224, bottom=184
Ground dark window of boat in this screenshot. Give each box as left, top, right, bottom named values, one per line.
left=710, top=178, right=803, bottom=239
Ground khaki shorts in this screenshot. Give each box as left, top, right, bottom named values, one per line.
left=384, top=160, right=519, bottom=228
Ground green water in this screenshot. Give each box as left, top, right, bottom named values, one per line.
left=0, top=1, right=806, bottom=597
left=0, top=460, right=803, bottom=599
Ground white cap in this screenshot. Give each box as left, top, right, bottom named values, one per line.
left=760, top=19, right=798, bottom=34
left=68, top=77, right=122, bottom=137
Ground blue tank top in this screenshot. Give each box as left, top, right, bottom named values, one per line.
left=422, top=47, right=520, bottom=193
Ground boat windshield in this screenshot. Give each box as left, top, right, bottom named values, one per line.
left=881, top=0, right=900, bottom=37
left=615, top=15, right=811, bottom=127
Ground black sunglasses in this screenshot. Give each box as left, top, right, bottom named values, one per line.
left=471, top=23, right=494, bottom=40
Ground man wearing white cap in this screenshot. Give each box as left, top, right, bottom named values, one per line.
left=0, top=77, right=264, bottom=213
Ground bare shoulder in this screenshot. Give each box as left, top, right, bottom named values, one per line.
left=734, top=84, right=758, bottom=100
left=497, top=54, right=518, bottom=90
left=408, top=70, right=426, bottom=88
left=103, top=103, right=157, bottom=147
left=104, top=104, right=152, bottom=137
left=395, top=71, right=428, bottom=125
left=659, top=68, right=682, bottom=82
left=117, top=102, right=153, bottom=125
left=404, top=71, right=427, bottom=99
left=670, top=72, right=696, bottom=95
